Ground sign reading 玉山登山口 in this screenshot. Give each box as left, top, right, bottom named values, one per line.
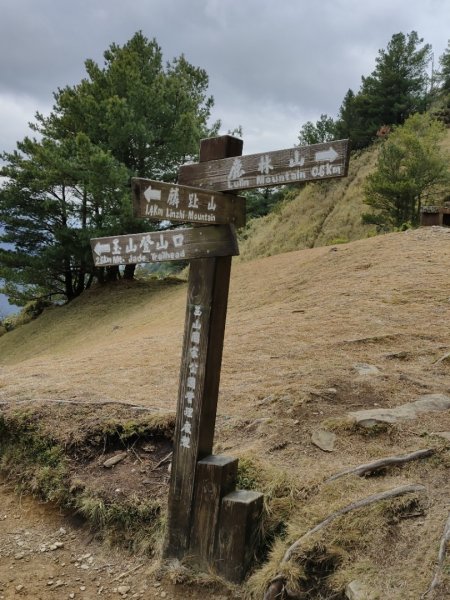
left=90, top=225, right=239, bottom=267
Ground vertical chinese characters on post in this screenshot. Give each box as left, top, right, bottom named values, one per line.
left=180, top=304, right=203, bottom=449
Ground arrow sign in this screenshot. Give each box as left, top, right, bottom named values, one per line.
left=94, top=242, right=111, bottom=256
left=315, top=147, right=339, bottom=162
left=90, top=225, right=239, bottom=267
left=144, top=185, right=162, bottom=202
left=178, top=139, right=349, bottom=192
left=132, top=179, right=246, bottom=227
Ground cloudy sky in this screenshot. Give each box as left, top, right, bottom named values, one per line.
left=1, top=0, right=449, bottom=158
left=0, top=0, right=449, bottom=315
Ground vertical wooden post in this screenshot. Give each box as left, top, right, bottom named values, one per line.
left=164, top=136, right=243, bottom=558
left=189, top=455, right=238, bottom=565
left=215, top=490, right=264, bottom=583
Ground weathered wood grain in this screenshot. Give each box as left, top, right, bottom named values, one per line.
left=90, top=225, right=239, bottom=267
left=164, top=136, right=242, bottom=559
left=189, top=455, right=238, bottom=565
left=132, top=178, right=246, bottom=227
left=215, top=490, right=264, bottom=583
left=179, top=139, right=350, bottom=192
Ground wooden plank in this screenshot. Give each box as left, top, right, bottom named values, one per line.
left=215, top=490, right=264, bottom=583
left=90, top=225, right=239, bottom=267
left=189, top=455, right=238, bottom=565
left=132, top=178, right=246, bottom=228
left=163, top=136, right=243, bottom=560
left=178, top=138, right=350, bottom=192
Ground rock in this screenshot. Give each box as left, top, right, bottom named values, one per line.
left=15, top=585, right=24, bottom=592
left=348, top=393, right=450, bottom=427
left=345, top=579, right=376, bottom=599
left=14, top=552, right=25, bottom=560
left=311, top=429, right=336, bottom=452
left=69, top=594, right=75, bottom=599
left=353, top=363, right=380, bottom=376
left=432, top=431, right=450, bottom=441
left=117, top=585, right=131, bottom=596
left=103, top=452, right=128, bottom=468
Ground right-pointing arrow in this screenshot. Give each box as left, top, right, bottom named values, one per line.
left=315, top=147, right=339, bottom=162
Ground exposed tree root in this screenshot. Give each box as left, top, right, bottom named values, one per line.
left=326, top=449, right=435, bottom=482
left=264, top=484, right=426, bottom=599
left=421, top=513, right=450, bottom=598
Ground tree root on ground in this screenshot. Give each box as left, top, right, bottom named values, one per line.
left=421, top=513, right=450, bottom=598
left=326, top=449, right=435, bottom=482
left=264, top=484, right=426, bottom=600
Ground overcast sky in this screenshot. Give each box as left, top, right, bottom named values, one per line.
left=0, top=0, right=449, bottom=158
left=0, top=0, right=449, bottom=317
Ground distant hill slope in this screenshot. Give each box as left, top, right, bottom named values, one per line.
left=238, top=145, right=378, bottom=261
left=239, top=127, right=450, bottom=261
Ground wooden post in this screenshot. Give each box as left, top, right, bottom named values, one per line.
left=164, top=136, right=243, bottom=558
left=189, top=455, right=238, bottom=565
left=215, top=490, right=264, bottom=583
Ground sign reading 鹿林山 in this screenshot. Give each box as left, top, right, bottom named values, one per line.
left=178, top=139, right=349, bottom=192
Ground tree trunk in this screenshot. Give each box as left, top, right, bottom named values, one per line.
left=123, top=264, right=136, bottom=280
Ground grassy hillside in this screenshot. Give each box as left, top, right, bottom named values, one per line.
left=1, top=227, right=450, bottom=598
left=238, top=145, right=378, bottom=261
left=239, top=127, right=450, bottom=261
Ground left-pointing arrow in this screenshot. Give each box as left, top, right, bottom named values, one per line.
left=94, top=242, right=111, bottom=256
left=144, top=186, right=162, bottom=202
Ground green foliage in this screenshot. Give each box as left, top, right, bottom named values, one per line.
left=337, top=32, right=432, bottom=148
left=363, top=113, right=449, bottom=229
left=244, top=186, right=289, bottom=220
left=0, top=32, right=218, bottom=305
left=298, top=114, right=338, bottom=146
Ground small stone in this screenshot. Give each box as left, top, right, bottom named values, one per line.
left=345, top=579, right=376, bottom=599
left=160, top=593, right=167, bottom=599
left=69, top=594, right=75, bottom=599
left=15, top=585, right=24, bottom=592
left=80, top=586, right=86, bottom=591
left=311, top=429, right=336, bottom=452
left=55, top=580, right=64, bottom=588
left=432, top=431, right=450, bottom=441
left=103, top=453, right=128, bottom=468
left=353, top=363, right=380, bottom=376
left=117, top=585, right=131, bottom=596
left=14, top=552, right=25, bottom=560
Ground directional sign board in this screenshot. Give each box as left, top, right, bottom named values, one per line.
left=178, top=139, right=350, bottom=192
left=90, top=225, right=239, bottom=267
left=132, top=178, right=246, bottom=227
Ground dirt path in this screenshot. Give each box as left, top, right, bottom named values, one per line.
left=0, top=480, right=231, bottom=600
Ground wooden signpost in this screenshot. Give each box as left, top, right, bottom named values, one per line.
left=179, top=138, right=349, bottom=192
left=132, top=178, right=246, bottom=227
left=90, top=134, right=350, bottom=583
left=90, top=225, right=239, bottom=267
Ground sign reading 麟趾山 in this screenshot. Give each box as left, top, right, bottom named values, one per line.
left=178, top=139, right=349, bottom=192
left=90, top=225, right=239, bottom=267
left=132, top=178, right=246, bottom=228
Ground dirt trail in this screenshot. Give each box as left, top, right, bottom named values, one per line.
left=0, top=479, right=232, bottom=600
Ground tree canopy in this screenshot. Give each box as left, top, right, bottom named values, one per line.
left=362, top=113, right=449, bottom=230
left=298, top=31, right=433, bottom=150
left=0, top=32, right=218, bottom=305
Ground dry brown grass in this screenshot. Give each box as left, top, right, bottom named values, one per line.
left=1, top=227, right=450, bottom=598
